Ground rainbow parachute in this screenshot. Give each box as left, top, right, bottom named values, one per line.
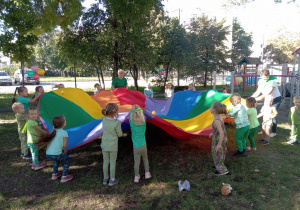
left=38, top=88, right=233, bottom=151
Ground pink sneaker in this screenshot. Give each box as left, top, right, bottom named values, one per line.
left=145, top=172, right=152, bottom=179
left=245, top=147, right=251, bottom=151
left=33, top=163, right=47, bottom=171
left=251, top=147, right=257, bottom=151
left=60, top=174, right=73, bottom=183
left=134, top=175, right=140, bottom=183
left=51, top=172, right=62, bottom=180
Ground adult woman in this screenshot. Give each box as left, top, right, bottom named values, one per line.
left=251, top=70, right=281, bottom=137
left=111, top=69, right=128, bottom=90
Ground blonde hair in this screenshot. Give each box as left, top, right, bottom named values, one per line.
left=211, top=101, right=227, bottom=115
left=52, top=84, right=65, bottom=89
left=293, top=96, right=300, bottom=102
left=260, top=70, right=270, bottom=77
left=118, top=69, right=124, bottom=74
left=165, top=83, right=174, bottom=89
left=130, top=109, right=145, bottom=125
left=230, top=93, right=241, bottom=103
left=12, top=102, right=23, bottom=112
left=101, top=103, right=119, bottom=118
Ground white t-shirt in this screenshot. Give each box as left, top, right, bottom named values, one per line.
left=165, top=89, right=174, bottom=98
left=258, top=79, right=281, bottom=99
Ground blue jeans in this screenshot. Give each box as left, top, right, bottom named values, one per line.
left=271, top=96, right=281, bottom=133
left=46, top=153, right=71, bottom=176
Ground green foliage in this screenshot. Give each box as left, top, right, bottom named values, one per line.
left=0, top=64, right=20, bottom=76
left=263, top=44, right=289, bottom=64
left=231, top=18, right=253, bottom=67
left=267, top=27, right=300, bottom=64
left=187, top=15, right=230, bottom=87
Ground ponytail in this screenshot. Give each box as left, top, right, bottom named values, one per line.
left=36, top=130, right=56, bottom=149
left=12, top=87, right=19, bottom=104
left=101, top=108, right=107, bottom=116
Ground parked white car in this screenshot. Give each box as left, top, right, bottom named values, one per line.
left=0, top=71, right=13, bottom=86
left=14, top=69, right=40, bottom=85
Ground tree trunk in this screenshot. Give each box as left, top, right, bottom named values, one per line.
left=133, top=64, right=139, bottom=90
left=164, top=60, right=172, bottom=88
left=74, top=60, right=77, bottom=88
left=177, top=67, right=180, bottom=86
left=204, top=68, right=208, bottom=87
left=100, top=66, right=105, bottom=89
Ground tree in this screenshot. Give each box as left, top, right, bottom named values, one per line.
left=223, top=0, right=296, bottom=7
left=267, top=27, right=300, bottom=63
left=231, top=18, right=253, bottom=67
left=188, top=15, right=230, bottom=87
left=0, top=0, right=82, bottom=86
left=263, top=44, right=289, bottom=64
left=156, top=17, right=189, bottom=87
left=101, top=0, right=163, bottom=85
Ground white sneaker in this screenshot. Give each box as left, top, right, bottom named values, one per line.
left=270, top=133, right=277, bottom=138
left=258, top=131, right=263, bottom=135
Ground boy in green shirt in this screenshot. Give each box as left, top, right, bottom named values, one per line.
left=287, top=96, right=300, bottom=145
left=12, top=102, right=31, bottom=159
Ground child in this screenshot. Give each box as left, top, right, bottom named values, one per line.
left=101, top=103, right=123, bottom=186
left=188, top=83, right=196, bottom=91
left=26, top=106, right=47, bottom=170
left=209, top=101, right=229, bottom=176
left=12, top=102, right=31, bottom=159
left=245, top=97, right=260, bottom=151
left=226, top=93, right=250, bottom=157
left=129, top=104, right=151, bottom=183
left=164, top=83, right=174, bottom=99
left=144, top=83, right=153, bottom=98
left=52, top=84, right=65, bottom=89
left=257, top=96, right=278, bottom=145
left=33, top=86, right=44, bottom=98
left=223, top=87, right=231, bottom=93
left=36, top=115, right=73, bottom=183
left=14, top=87, right=41, bottom=111
left=94, top=83, right=102, bottom=94
left=287, top=96, right=300, bottom=145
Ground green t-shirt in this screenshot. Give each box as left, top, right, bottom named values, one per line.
left=129, top=109, right=146, bottom=148
left=112, top=77, right=128, bottom=89
left=16, top=113, right=26, bottom=133
left=247, top=107, right=260, bottom=129
left=101, top=117, right=123, bottom=151
left=27, top=119, right=39, bottom=144
left=289, top=107, right=300, bottom=125
left=17, top=96, right=30, bottom=111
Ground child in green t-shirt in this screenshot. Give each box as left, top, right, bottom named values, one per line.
left=129, top=104, right=151, bottom=183
left=287, top=96, right=300, bottom=145
left=245, top=97, right=260, bottom=151
left=12, top=102, right=31, bottom=159
left=26, top=106, right=47, bottom=170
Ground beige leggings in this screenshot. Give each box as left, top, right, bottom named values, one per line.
left=133, top=145, right=149, bottom=176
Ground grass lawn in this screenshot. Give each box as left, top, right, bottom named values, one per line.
left=1, top=88, right=300, bottom=209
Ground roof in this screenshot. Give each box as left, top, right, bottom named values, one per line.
left=238, top=57, right=263, bottom=65
left=292, top=48, right=300, bottom=55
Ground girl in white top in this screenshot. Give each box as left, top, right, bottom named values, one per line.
left=257, top=96, right=278, bottom=145
left=164, top=83, right=174, bottom=99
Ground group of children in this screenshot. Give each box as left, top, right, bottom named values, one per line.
left=211, top=92, right=300, bottom=176
left=11, top=82, right=300, bottom=183
left=12, top=85, right=152, bottom=185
